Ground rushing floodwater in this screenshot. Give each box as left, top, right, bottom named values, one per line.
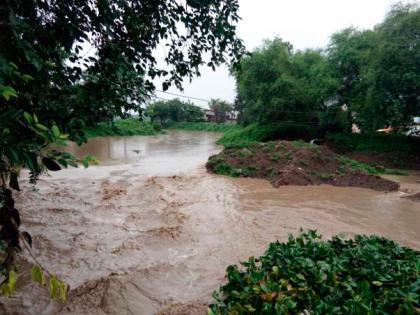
left=3, top=130, right=420, bottom=315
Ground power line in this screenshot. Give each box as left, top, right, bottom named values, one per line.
left=155, top=90, right=210, bottom=103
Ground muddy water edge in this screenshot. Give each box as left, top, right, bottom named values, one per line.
left=1, top=130, right=419, bottom=314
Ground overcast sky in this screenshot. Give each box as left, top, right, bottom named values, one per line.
left=155, top=0, right=400, bottom=108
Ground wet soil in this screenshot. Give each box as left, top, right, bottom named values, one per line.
left=0, top=131, right=419, bottom=314
left=402, top=192, right=420, bottom=201
left=207, top=141, right=399, bottom=192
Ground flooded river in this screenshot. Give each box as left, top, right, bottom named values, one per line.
left=2, top=130, right=420, bottom=314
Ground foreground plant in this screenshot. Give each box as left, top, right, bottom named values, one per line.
left=209, top=230, right=420, bottom=314
left=0, top=108, right=96, bottom=299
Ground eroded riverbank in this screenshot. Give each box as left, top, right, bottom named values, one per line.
left=1, top=130, right=419, bottom=314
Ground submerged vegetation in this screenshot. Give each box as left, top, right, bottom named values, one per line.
left=209, top=231, right=420, bottom=315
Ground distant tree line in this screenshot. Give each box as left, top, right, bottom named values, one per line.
left=147, top=98, right=205, bottom=125
left=146, top=98, right=234, bottom=125
left=234, top=2, right=420, bottom=134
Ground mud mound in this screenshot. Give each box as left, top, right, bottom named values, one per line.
left=207, top=141, right=399, bottom=192
left=402, top=192, right=420, bottom=201
left=331, top=171, right=400, bottom=192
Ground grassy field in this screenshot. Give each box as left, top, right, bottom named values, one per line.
left=85, top=118, right=158, bottom=138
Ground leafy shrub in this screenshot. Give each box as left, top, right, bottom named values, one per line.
left=209, top=231, right=420, bottom=315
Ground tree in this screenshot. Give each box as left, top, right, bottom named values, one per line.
left=327, top=28, right=378, bottom=131
left=147, top=98, right=205, bottom=125
left=209, top=99, right=233, bottom=123
left=327, top=3, right=420, bottom=132
left=0, top=0, right=244, bottom=295
left=367, top=3, right=420, bottom=130
left=234, top=38, right=338, bottom=127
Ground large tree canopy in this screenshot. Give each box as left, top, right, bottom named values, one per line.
left=1, top=0, right=244, bottom=139
left=235, top=38, right=338, bottom=127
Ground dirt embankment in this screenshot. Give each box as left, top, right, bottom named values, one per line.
left=206, top=141, right=399, bottom=192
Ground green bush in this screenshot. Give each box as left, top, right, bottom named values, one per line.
left=326, top=133, right=420, bottom=154
left=209, top=231, right=420, bottom=315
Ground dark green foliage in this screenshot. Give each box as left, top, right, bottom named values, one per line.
left=234, top=38, right=339, bottom=128
left=147, top=99, right=205, bottom=126
left=209, top=231, right=420, bottom=315
left=0, top=187, right=32, bottom=292
left=1, top=0, right=244, bottom=142
left=234, top=3, right=420, bottom=134
left=327, top=133, right=420, bottom=155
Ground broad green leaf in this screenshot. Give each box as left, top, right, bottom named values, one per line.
left=23, top=112, right=33, bottom=124
left=49, top=275, right=60, bottom=299
left=35, top=123, right=48, bottom=131
left=0, top=85, right=17, bottom=100
left=51, top=125, right=60, bottom=138
left=31, top=265, right=45, bottom=286
left=0, top=270, right=17, bottom=296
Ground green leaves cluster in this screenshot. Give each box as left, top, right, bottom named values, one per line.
left=31, top=266, right=67, bottom=302
left=209, top=231, right=420, bottom=314
left=1, top=0, right=244, bottom=139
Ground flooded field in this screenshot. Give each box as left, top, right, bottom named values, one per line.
left=2, top=130, right=419, bottom=314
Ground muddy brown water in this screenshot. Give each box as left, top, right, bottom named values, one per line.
left=2, top=130, right=420, bottom=314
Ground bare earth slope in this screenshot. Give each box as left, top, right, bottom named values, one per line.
left=207, top=141, right=399, bottom=192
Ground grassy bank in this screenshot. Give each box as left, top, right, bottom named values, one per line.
left=85, top=118, right=158, bottom=138
left=218, top=123, right=317, bottom=147
left=171, top=122, right=316, bottom=147
left=169, top=121, right=242, bottom=133
left=173, top=122, right=418, bottom=170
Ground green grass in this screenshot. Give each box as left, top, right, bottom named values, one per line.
left=338, top=156, right=408, bottom=176
left=171, top=122, right=317, bottom=147
left=85, top=118, right=158, bottom=138
left=218, top=123, right=317, bottom=147
left=170, top=121, right=241, bottom=133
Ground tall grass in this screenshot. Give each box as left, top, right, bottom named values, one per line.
left=170, top=121, right=241, bottom=133
left=85, top=118, right=158, bottom=138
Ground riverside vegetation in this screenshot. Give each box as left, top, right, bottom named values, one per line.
left=209, top=231, right=420, bottom=315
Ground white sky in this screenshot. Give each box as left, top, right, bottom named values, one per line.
left=155, top=0, right=401, bottom=108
